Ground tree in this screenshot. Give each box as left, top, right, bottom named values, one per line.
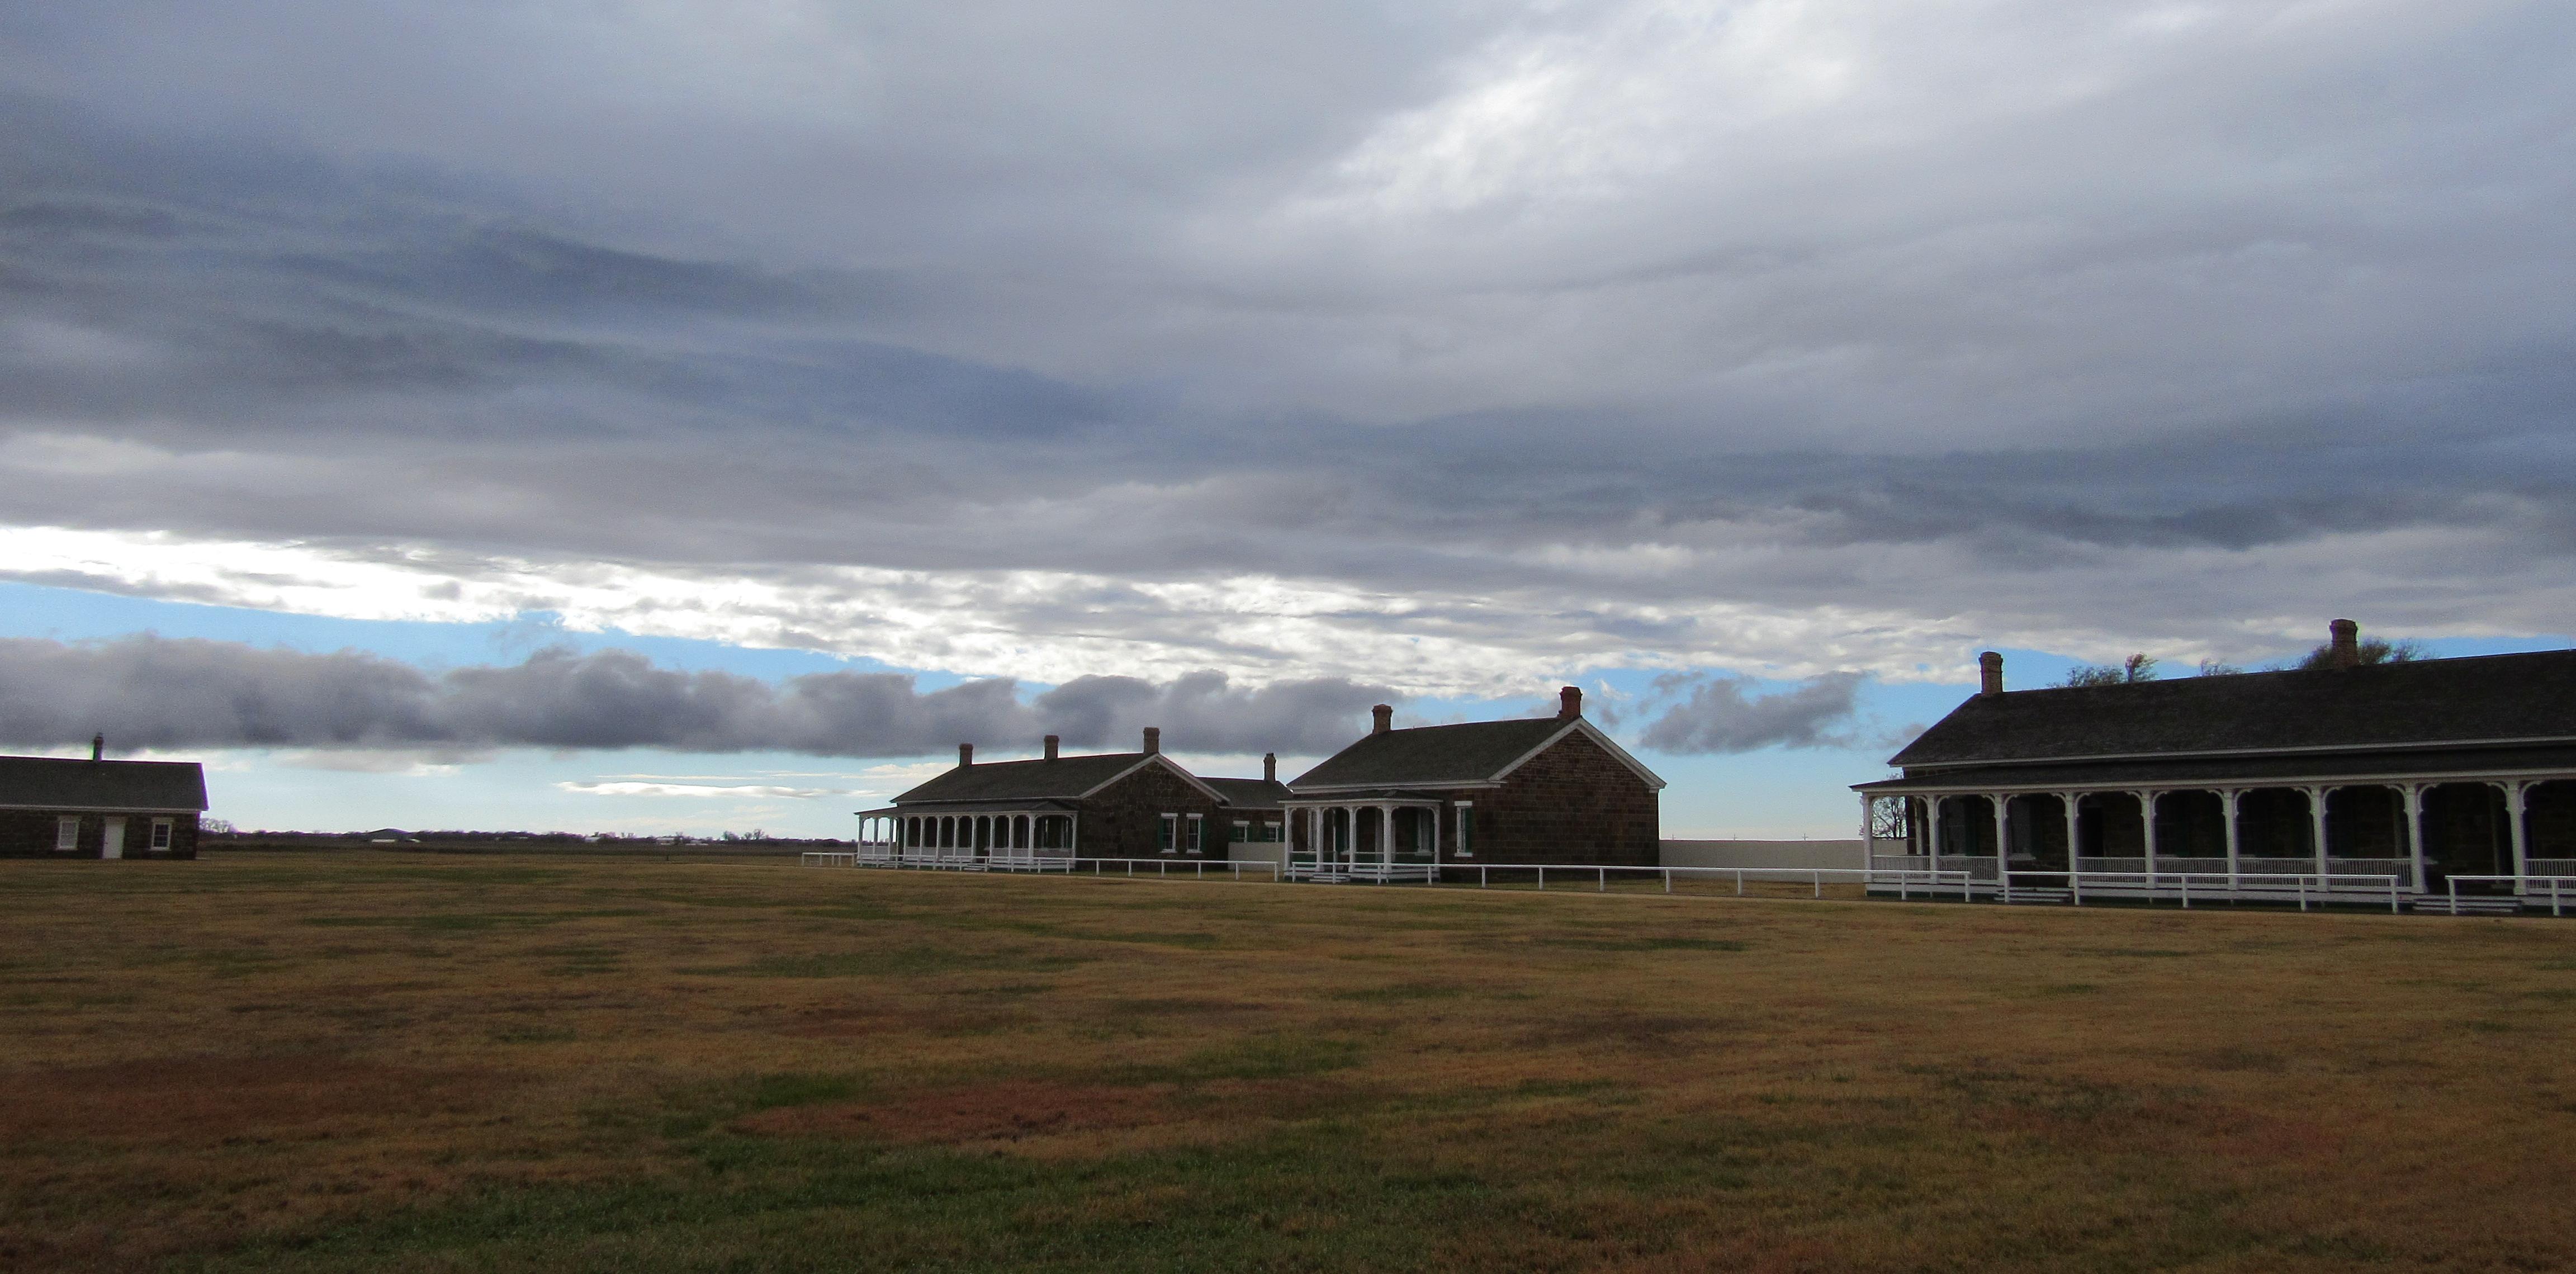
left=2061, top=653, right=2158, bottom=688
left=2196, top=658, right=2243, bottom=677
left=2296, top=637, right=2427, bottom=670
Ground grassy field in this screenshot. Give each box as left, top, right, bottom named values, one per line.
left=4, top=854, right=2575, bottom=1272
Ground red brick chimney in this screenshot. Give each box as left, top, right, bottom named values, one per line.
left=1142, top=726, right=1160, bottom=755
left=1043, top=735, right=1059, bottom=761
left=958, top=743, right=974, bottom=767
left=1371, top=704, right=1393, bottom=736
left=2329, top=618, right=2360, bottom=669
left=1558, top=686, right=1581, bottom=719
left=1263, top=752, right=1276, bottom=783
left=1978, top=652, right=2004, bottom=698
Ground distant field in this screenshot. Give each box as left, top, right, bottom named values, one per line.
left=4, top=855, right=2574, bottom=1272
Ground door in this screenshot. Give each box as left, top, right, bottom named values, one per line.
left=100, top=817, right=125, bottom=860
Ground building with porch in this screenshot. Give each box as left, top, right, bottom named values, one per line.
left=1855, top=622, right=2576, bottom=907
left=857, top=728, right=1275, bottom=865
left=1283, top=688, right=1665, bottom=881
left=1, top=740, right=209, bottom=860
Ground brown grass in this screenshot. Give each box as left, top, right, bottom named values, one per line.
left=3, top=854, right=2574, bottom=1271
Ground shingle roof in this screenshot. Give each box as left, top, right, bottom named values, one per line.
left=1202, top=777, right=1290, bottom=809
left=892, top=752, right=1154, bottom=805
left=1289, top=718, right=1574, bottom=790
left=1858, top=742, right=2576, bottom=793
left=1891, top=650, right=2576, bottom=770
left=0, top=756, right=209, bottom=811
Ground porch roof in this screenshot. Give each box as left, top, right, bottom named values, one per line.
left=1857, top=741, right=2576, bottom=794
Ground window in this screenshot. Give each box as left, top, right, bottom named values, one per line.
left=1159, top=813, right=1178, bottom=854
left=1230, top=820, right=1249, bottom=844
left=1453, top=803, right=1474, bottom=859
left=1186, top=813, right=1204, bottom=853
left=151, top=818, right=173, bottom=850
left=55, top=817, right=79, bottom=852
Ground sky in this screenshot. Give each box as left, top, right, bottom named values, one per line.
left=1, top=1, right=2570, bottom=837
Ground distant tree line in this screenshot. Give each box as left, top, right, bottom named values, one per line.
left=2057, top=634, right=2426, bottom=688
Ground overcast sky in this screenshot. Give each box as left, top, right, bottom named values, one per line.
left=2, top=1, right=2570, bottom=834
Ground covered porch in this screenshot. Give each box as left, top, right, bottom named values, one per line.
left=1282, top=797, right=1441, bottom=883
left=859, top=802, right=1081, bottom=869
left=1859, top=775, right=2576, bottom=909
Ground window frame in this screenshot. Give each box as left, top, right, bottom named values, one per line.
left=150, top=818, right=173, bottom=850
left=55, top=816, right=80, bottom=852
left=1453, top=802, right=1475, bottom=859
left=1158, top=813, right=1178, bottom=854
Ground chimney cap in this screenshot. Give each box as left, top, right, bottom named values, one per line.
left=1141, top=726, right=1161, bottom=755
left=1977, top=651, right=2005, bottom=698
left=1558, top=685, right=1582, bottom=719
left=1371, top=704, right=1394, bottom=735
left=1043, top=735, right=1059, bottom=761
left=2329, top=618, right=2361, bottom=669
left=957, top=742, right=974, bottom=766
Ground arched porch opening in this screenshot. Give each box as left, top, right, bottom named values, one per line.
left=2526, top=780, right=2576, bottom=875
left=2232, top=788, right=2314, bottom=870
left=2074, top=792, right=2146, bottom=870
left=2422, top=782, right=2509, bottom=888
left=2149, top=792, right=2227, bottom=867
left=2005, top=793, right=2069, bottom=869
left=1940, top=795, right=1997, bottom=858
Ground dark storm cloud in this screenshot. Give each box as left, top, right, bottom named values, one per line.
left=2, top=2, right=2574, bottom=681
left=0, top=637, right=1393, bottom=757
left=1639, top=674, right=1867, bottom=754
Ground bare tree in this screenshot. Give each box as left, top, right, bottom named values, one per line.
left=2060, top=653, right=2159, bottom=688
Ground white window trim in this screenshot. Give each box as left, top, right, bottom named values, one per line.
left=150, top=818, right=173, bottom=850
left=56, top=816, right=80, bottom=852
left=1453, top=802, right=1475, bottom=859
left=1159, top=812, right=1178, bottom=854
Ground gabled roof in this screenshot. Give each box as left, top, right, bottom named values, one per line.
left=892, top=751, right=1223, bottom=806
left=0, top=756, right=209, bottom=811
left=1891, top=649, right=2576, bottom=770
left=1290, top=717, right=1666, bottom=792
left=1202, top=777, right=1291, bottom=810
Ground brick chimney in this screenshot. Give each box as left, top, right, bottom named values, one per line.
left=1263, top=752, right=1276, bottom=783
left=2329, top=618, right=2360, bottom=669
left=1371, top=704, right=1393, bottom=736
left=1558, top=685, right=1581, bottom=719
left=1142, top=726, right=1160, bottom=755
left=957, top=743, right=974, bottom=767
left=1043, top=735, right=1059, bottom=761
left=90, top=733, right=103, bottom=761
left=1978, top=652, right=2004, bottom=698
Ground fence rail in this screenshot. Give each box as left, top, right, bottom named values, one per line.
left=804, top=847, right=2570, bottom=917
left=803, top=851, right=1282, bottom=881
left=2435, top=875, right=2576, bottom=916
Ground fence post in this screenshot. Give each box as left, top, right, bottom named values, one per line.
left=2071, top=870, right=2082, bottom=906
left=1735, top=869, right=1744, bottom=896
left=1598, top=866, right=1606, bottom=893
left=2181, top=874, right=2189, bottom=909
left=1480, top=865, right=1488, bottom=889
left=2389, top=875, right=2398, bottom=914
left=1811, top=869, right=1821, bottom=899
left=1538, top=866, right=1546, bottom=891
left=2298, top=877, right=2307, bottom=912
left=1664, top=869, right=1672, bottom=895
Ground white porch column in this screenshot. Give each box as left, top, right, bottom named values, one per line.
left=1427, top=802, right=1440, bottom=862
left=2062, top=792, right=2083, bottom=874
left=2306, top=785, right=2333, bottom=879
left=2220, top=790, right=2241, bottom=881
left=2137, top=791, right=2160, bottom=878
left=1923, top=795, right=1942, bottom=859
left=1860, top=794, right=1876, bottom=861
left=1991, top=793, right=2012, bottom=862
left=2402, top=784, right=2425, bottom=892
left=2507, top=781, right=2531, bottom=891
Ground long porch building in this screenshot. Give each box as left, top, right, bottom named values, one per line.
left=1857, top=630, right=2576, bottom=907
